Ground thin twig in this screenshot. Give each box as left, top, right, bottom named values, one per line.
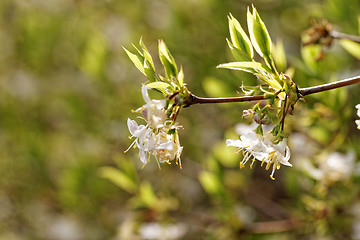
left=185, top=75, right=360, bottom=107
left=330, top=31, right=360, bottom=43
left=280, top=94, right=288, bottom=131
left=249, top=219, right=304, bottom=234
left=299, top=75, right=360, bottom=96
left=186, top=94, right=265, bottom=106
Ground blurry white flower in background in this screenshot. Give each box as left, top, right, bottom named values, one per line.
left=139, top=222, right=187, bottom=240
left=321, top=151, right=355, bottom=182
left=289, top=133, right=318, bottom=161
left=301, top=151, right=357, bottom=184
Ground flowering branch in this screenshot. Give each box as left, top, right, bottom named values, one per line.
left=124, top=6, right=360, bottom=180
left=298, top=75, right=360, bottom=96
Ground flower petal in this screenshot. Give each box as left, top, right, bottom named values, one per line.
left=127, top=118, right=139, bottom=136
left=141, top=84, right=151, bottom=103
left=226, top=139, right=243, bottom=147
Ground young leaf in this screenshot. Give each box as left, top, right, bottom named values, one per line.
left=273, top=39, right=287, bottom=72
left=178, top=66, right=184, bottom=85
left=226, top=39, right=253, bottom=61
left=339, top=39, right=360, bottom=60
left=139, top=38, right=156, bottom=73
left=146, top=81, right=171, bottom=90
left=98, top=167, right=137, bottom=194
left=158, top=39, right=178, bottom=78
left=144, top=60, right=158, bottom=82
left=217, top=61, right=271, bottom=73
left=198, top=171, right=224, bottom=195
left=123, top=47, right=146, bottom=76
left=139, top=182, right=158, bottom=207
left=247, top=6, right=273, bottom=64
left=228, top=13, right=253, bottom=58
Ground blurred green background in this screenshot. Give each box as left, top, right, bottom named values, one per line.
left=1, top=0, right=360, bottom=239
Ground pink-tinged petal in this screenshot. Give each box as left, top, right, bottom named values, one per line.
left=128, top=118, right=147, bottom=138
left=127, top=118, right=139, bottom=136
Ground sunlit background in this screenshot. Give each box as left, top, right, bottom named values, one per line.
left=1, top=0, right=360, bottom=239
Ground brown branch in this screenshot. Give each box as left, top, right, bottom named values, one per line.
left=249, top=219, right=304, bottom=234
left=299, top=75, right=360, bottom=96
left=184, top=75, right=360, bottom=107
left=185, top=94, right=265, bottom=107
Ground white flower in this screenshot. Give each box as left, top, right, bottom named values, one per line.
left=126, top=118, right=183, bottom=168
left=138, top=85, right=167, bottom=129
left=226, top=131, right=291, bottom=180
left=356, top=104, right=360, bottom=129
left=153, top=131, right=183, bottom=166
left=126, top=85, right=183, bottom=168
left=125, top=118, right=156, bottom=164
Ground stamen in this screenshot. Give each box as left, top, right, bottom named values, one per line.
left=270, top=164, right=276, bottom=180
left=250, top=158, right=256, bottom=169
left=265, top=161, right=271, bottom=170
left=154, top=154, right=162, bottom=170
left=124, top=139, right=137, bottom=153
left=261, top=157, right=266, bottom=167
left=176, top=158, right=183, bottom=169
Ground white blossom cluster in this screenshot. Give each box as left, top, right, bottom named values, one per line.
left=126, top=85, right=183, bottom=168
left=226, top=131, right=292, bottom=180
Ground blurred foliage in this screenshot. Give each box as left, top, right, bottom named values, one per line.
left=0, top=0, right=360, bottom=239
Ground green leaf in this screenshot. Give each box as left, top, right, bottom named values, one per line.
left=146, top=82, right=171, bottom=90
left=143, top=60, right=157, bottom=82
left=247, top=6, right=272, bottom=64
left=272, top=39, right=287, bottom=72
left=301, top=45, right=321, bottom=73
left=217, top=61, right=271, bottom=73
left=98, top=167, right=137, bottom=194
left=198, top=171, right=223, bottom=195
left=139, top=182, right=158, bottom=207
left=139, top=38, right=155, bottom=68
left=178, top=66, right=184, bottom=85
left=228, top=13, right=253, bottom=58
left=226, top=39, right=253, bottom=62
left=202, top=77, right=231, bottom=98
left=158, top=39, right=178, bottom=78
left=339, top=39, right=360, bottom=60
left=123, top=46, right=146, bottom=76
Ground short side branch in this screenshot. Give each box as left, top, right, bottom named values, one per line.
left=330, top=31, right=360, bottom=43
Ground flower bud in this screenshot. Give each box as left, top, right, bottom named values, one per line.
left=243, top=109, right=254, bottom=120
